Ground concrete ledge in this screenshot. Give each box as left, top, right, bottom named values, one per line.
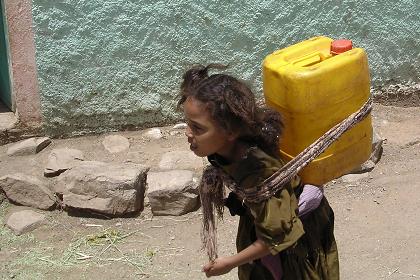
left=0, top=112, right=17, bottom=130
left=372, top=82, right=420, bottom=107
left=0, top=121, right=43, bottom=146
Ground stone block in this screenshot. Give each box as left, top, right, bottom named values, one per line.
left=0, top=174, right=56, bottom=210
left=147, top=170, right=200, bottom=216
left=59, top=161, right=149, bottom=216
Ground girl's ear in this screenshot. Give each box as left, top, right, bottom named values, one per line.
left=227, top=131, right=239, bottom=142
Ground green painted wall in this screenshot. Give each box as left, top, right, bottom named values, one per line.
left=31, top=0, right=420, bottom=136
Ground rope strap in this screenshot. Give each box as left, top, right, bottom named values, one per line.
left=233, top=98, right=373, bottom=203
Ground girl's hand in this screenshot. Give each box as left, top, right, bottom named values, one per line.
left=202, top=240, right=270, bottom=277
left=202, top=257, right=234, bottom=277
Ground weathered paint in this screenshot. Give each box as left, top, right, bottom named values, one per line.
left=4, top=0, right=42, bottom=125
left=30, top=1, right=420, bottom=135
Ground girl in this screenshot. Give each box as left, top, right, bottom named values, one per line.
left=179, top=64, right=339, bottom=279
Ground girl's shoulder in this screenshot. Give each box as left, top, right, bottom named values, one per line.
left=224, top=146, right=284, bottom=188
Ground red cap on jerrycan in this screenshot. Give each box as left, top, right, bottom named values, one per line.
left=330, top=39, right=353, bottom=55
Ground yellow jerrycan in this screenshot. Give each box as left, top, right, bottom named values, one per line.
left=263, top=36, right=372, bottom=185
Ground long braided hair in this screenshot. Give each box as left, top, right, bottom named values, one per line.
left=178, top=64, right=284, bottom=260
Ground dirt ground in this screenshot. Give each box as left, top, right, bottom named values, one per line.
left=0, top=103, right=419, bottom=280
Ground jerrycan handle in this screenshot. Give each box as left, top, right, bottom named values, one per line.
left=292, top=52, right=326, bottom=67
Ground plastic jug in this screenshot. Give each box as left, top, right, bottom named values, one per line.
left=263, top=36, right=372, bottom=185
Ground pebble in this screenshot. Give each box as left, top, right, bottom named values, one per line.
left=144, top=128, right=163, bottom=140
left=170, top=130, right=183, bottom=136
left=5, top=209, right=46, bottom=235
left=172, top=123, right=187, bottom=129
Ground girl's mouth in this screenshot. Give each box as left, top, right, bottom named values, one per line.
left=190, top=143, right=198, bottom=150
left=187, top=138, right=197, bottom=150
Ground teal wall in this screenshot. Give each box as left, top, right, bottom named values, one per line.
left=31, top=0, right=420, bottom=135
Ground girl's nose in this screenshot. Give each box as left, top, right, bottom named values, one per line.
left=185, top=125, right=193, bottom=138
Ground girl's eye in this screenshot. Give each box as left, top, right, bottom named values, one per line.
left=191, top=125, right=202, bottom=132
left=186, top=120, right=205, bottom=134
left=187, top=122, right=203, bottom=134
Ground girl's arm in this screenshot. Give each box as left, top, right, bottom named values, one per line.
left=202, top=239, right=270, bottom=277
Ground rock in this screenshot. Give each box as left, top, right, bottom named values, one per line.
left=158, top=150, right=205, bottom=170
left=144, top=128, right=163, bottom=140
left=348, top=129, right=384, bottom=174
left=5, top=209, right=46, bottom=235
left=144, top=195, right=150, bottom=208
left=0, top=174, right=56, bottom=210
left=7, top=137, right=51, bottom=156
left=147, top=170, right=200, bottom=216
left=44, top=148, right=84, bottom=177
left=0, top=191, right=5, bottom=205
left=349, top=159, right=376, bottom=174
left=59, top=161, right=149, bottom=216
left=172, top=123, right=187, bottom=130
left=125, top=151, right=145, bottom=163
left=371, top=130, right=384, bottom=164
left=102, top=135, right=130, bottom=153
left=340, top=173, right=370, bottom=183
left=50, top=177, right=66, bottom=196
left=169, top=130, right=183, bottom=136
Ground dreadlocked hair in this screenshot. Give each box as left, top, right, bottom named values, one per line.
left=178, top=63, right=284, bottom=158
left=198, top=165, right=229, bottom=260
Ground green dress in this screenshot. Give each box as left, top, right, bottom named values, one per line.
left=213, top=147, right=339, bottom=280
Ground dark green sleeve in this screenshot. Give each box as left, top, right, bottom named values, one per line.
left=243, top=175, right=305, bottom=255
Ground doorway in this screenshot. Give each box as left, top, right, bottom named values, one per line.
left=0, top=0, right=12, bottom=112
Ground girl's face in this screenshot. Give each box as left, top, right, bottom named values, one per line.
left=183, top=97, right=237, bottom=159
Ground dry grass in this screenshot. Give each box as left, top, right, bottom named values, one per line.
left=0, top=201, right=156, bottom=279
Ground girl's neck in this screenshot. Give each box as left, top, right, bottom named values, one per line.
left=216, top=141, right=252, bottom=164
